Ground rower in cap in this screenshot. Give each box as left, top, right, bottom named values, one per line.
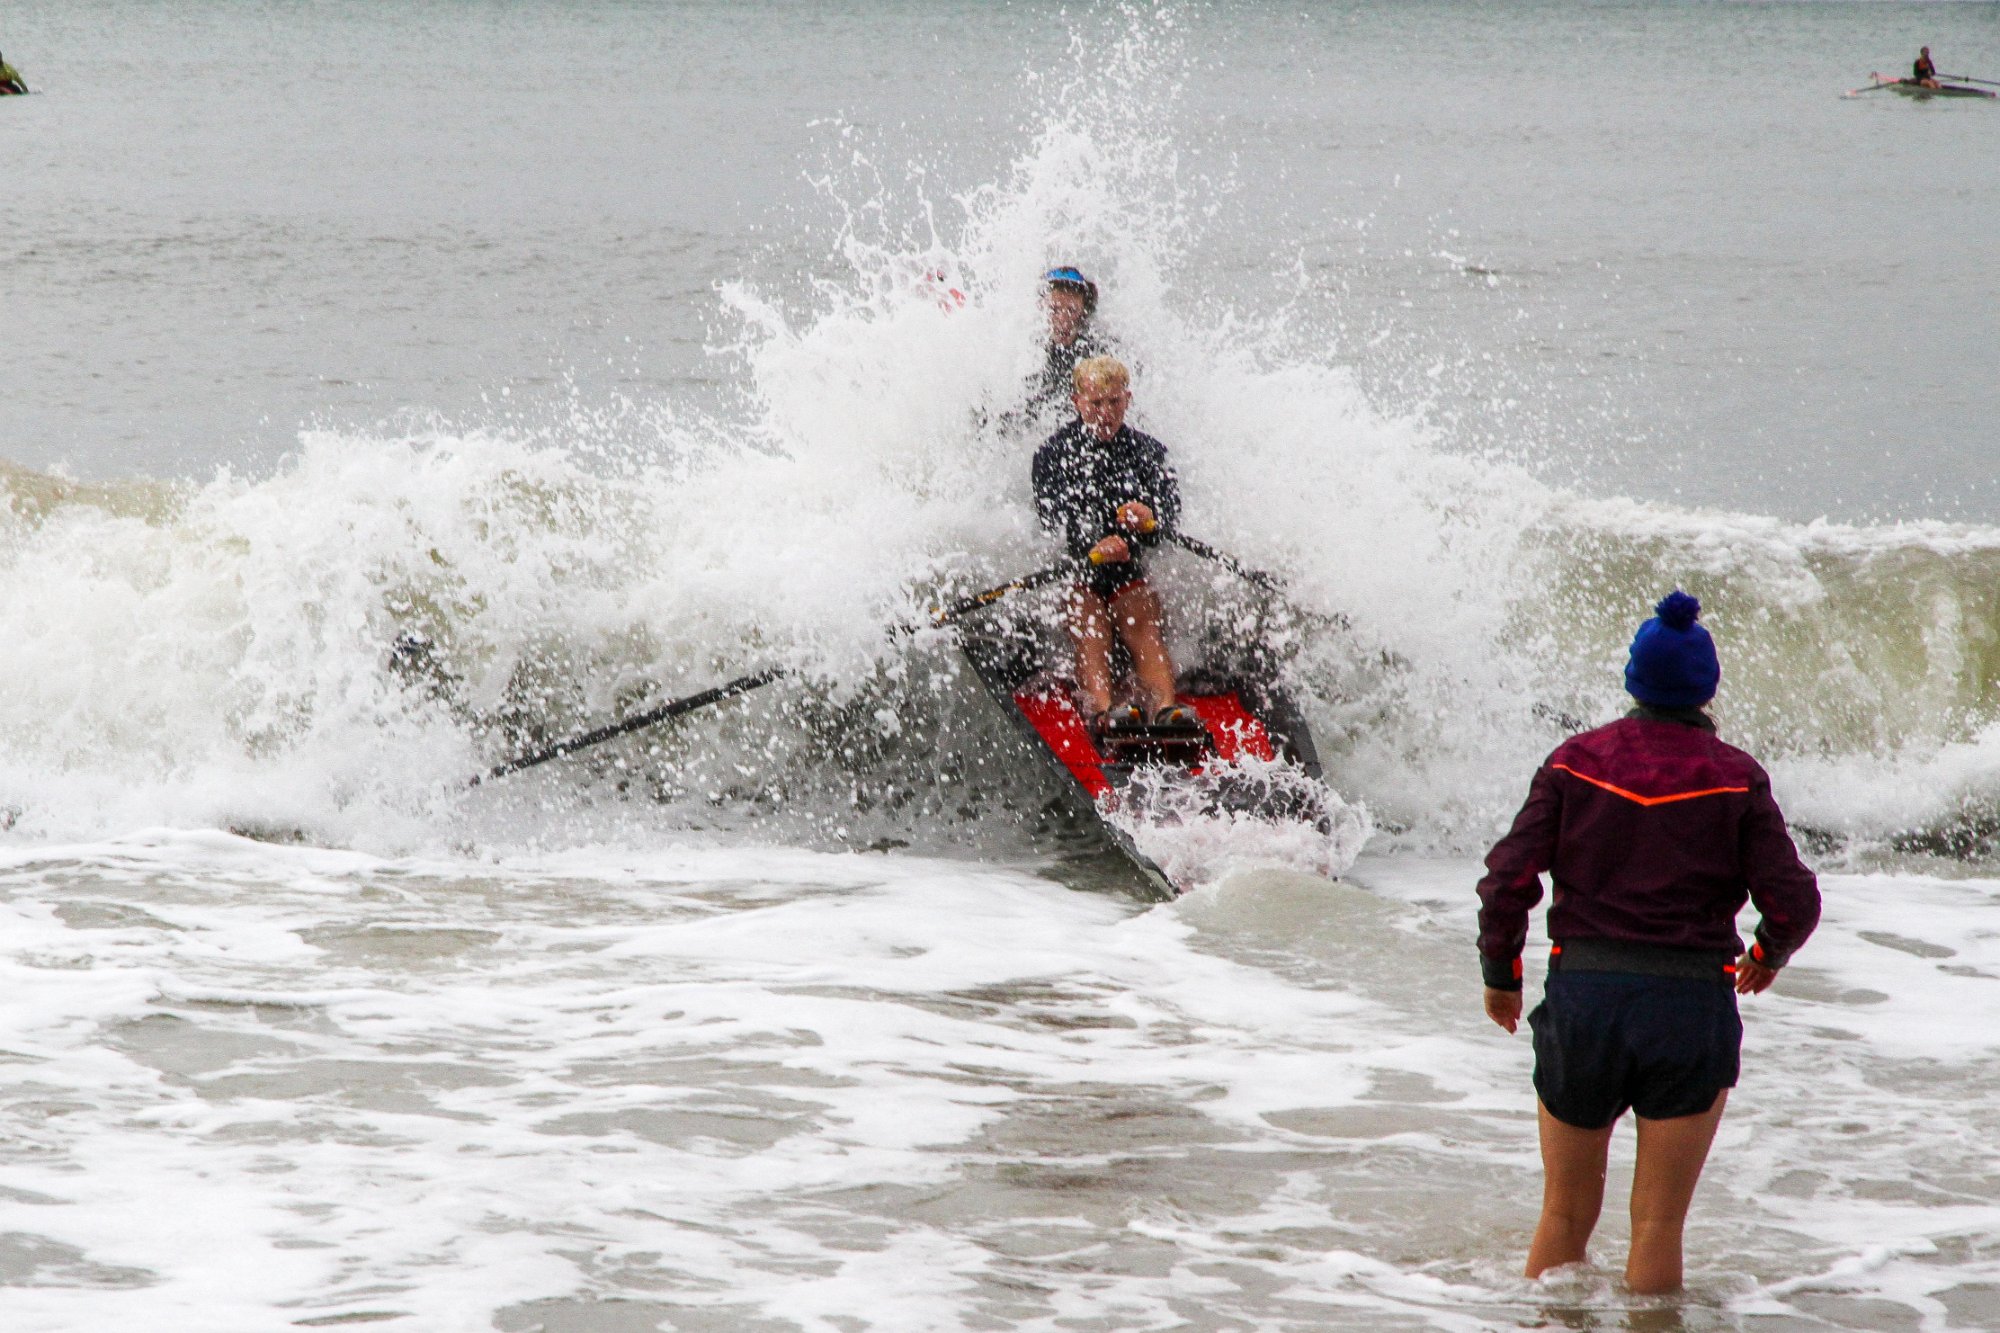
left=1023, top=266, right=1113, bottom=422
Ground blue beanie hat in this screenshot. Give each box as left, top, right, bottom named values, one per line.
left=1624, top=590, right=1719, bottom=709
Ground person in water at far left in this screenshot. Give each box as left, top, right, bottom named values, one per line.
left=1477, top=591, right=1821, bottom=1294
left=1031, top=355, right=1190, bottom=732
left=0, top=52, right=28, bottom=95
left=1912, top=46, right=1940, bottom=88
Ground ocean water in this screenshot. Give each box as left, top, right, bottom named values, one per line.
left=4, top=2, right=2000, bottom=1329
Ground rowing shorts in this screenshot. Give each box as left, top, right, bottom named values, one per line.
left=1076, top=559, right=1147, bottom=603
left=1528, top=970, right=1741, bottom=1128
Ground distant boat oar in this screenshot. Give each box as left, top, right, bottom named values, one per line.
left=468, top=563, right=1072, bottom=786
left=1843, top=75, right=1901, bottom=97
left=1942, top=74, right=2000, bottom=87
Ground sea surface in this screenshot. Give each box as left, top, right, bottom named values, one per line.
left=4, top=2, right=2000, bottom=1330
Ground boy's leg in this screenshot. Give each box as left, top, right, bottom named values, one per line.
left=1064, top=585, right=1114, bottom=717
left=1625, top=1091, right=1729, bottom=1294
left=1527, top=1100, right=1615, bottom=1278
left=1107, top=580, right=1176, bottom=716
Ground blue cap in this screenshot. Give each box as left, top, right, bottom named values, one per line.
left=1624, top=591, right=1720, bottom=709
left=1043, top=266, right=1098, bottom=311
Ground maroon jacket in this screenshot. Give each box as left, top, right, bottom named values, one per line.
left=1477, top=711, right=1821, bottom=990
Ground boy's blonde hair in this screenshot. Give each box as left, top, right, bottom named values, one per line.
left=1071, top=355, right=1130, bottom=393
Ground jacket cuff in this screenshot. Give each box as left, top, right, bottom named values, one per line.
left=1747, top=935, right=1791, bottom=970
left=1481, top=953, right=1524, bottom=991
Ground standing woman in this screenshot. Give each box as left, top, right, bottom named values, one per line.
left=1477, top=592, right=1821, bottom=1293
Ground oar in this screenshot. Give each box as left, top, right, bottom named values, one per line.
left=468, top=563, right=1072, bottom=786
left=1167, top=531, right=1596, bottom=733
left=1164, top=531, right=1285, bottom=595
left=1942, top=74, right=2000, bottom=87
left=1843, top=75, right=1901, bottom=97
left=469, top=665, right=788, bottom=786
left=922, top=563, right=1073, bottom=626
left=1163, top=531, right=1358, bottom=632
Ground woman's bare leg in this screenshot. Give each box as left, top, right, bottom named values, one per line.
left=1107, top=581, right=1177, bottom=716
left=1064, top=586, right=1114, bottom=716
left=1527, top=1100, right=1615, bottom=1278
left=1625, top=1091, right=1728, bottom=1294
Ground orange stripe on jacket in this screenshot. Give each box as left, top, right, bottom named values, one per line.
left=1550, top=763, right=1750, bottom=807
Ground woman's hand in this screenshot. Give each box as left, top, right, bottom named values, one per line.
left=1088, top=535, right=1131, bottom=564
left=1735, top=957, right=1778, bottom=994
left=1485, top=987, right=1522, bottom=1034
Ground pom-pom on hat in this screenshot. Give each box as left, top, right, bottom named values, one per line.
left=1624, top=590, right=1720, bottom=709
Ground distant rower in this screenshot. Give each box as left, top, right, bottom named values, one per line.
left=0, top=51, right=27, bottom=96
left=1913, top=46, right=1940, bottom=89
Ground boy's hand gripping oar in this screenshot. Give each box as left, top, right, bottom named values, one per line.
left=1083, top=509, right=1288, bottom=600
left=466, top=563, right=1073, bottom=786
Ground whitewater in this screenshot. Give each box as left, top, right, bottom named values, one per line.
left=5, top=2, right=2000, bottom=1329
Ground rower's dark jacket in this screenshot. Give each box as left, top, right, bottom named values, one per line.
left=1476, top=707, right=1821, bottom=991
left=1031, top=420, right=1181, bottom=563
left=1024, top=332, right=1111, bottom=421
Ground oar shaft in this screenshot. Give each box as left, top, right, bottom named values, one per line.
left=1165, top=531, right=1355, bottom=631
left=1165, top=531, right=1284, bottom=592
left=472, top=665, right=788, bottom=785
left=929, top=564, right=1072, bottom=624
left=469, top=563, right=1070, bottom=785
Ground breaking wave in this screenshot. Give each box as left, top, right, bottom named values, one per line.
left=4, top=6, right=1999, bottom=871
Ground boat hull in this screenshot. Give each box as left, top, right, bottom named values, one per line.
left=1883, top=77, right=1996, bottom=100
left=955, top=587, right=1327, bottom=900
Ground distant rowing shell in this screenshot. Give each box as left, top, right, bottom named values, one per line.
left=1894, top=82, right=1996, bottom=100
left=1864, top=74, right=1997, bottom=100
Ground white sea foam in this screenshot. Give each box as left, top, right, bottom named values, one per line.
left=1, top=835, right=1996, bottom=1330
left=1104, top=755, right=1375, bottom=889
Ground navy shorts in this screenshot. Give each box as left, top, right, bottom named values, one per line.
left=1076, top=561, right=1147, bottom=603
left=1528, top=970, right=1741, bottom=1129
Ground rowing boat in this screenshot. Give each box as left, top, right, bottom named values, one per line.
left=1855, top=73, right=1996, bottom=100
left=954, top=575, right=1336, bottom=900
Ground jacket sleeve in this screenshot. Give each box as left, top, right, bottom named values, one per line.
left=1032, top=442, right=1095, bottom=562
left=1476, top=761, right=1563, bottom=990
left=1738, top=779, right=1821, bottom=968
left=1152, top=446, right=1181, bottom=537
left=1134, top=437, right=1180, bottom=547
